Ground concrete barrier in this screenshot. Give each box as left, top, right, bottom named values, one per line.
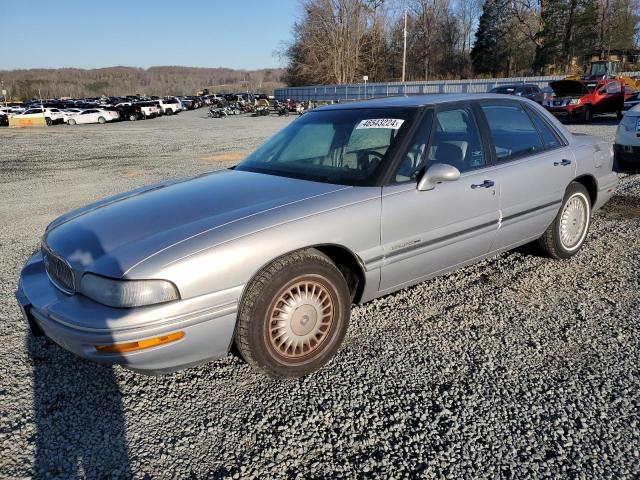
left=9, top=116, right=47, bottom=128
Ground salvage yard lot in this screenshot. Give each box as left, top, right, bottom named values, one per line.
left=0, top=110, right=638, bottom=478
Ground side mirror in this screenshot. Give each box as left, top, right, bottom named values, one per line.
left=417, top=163, right=461, bottom=191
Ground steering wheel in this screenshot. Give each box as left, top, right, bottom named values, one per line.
left=357, top=149, right=385, bottom=171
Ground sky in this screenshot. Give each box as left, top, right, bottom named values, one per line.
left=0, top=0, right=300, bottom=70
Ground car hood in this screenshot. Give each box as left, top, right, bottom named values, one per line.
left=43, top=169, right=350, bottom=277
left=549, top=80, right=590, bottom=97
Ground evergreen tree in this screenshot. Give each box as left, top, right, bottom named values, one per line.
left=471, top=0, right=509, bottom=76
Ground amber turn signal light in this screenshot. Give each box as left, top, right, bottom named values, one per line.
left=95, top=331, right=185, bottom=353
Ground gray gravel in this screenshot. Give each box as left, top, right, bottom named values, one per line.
left=1, top=110, right=639, bottom=479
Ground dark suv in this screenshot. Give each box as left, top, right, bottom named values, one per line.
left=117, top=104, right=143, bottom=121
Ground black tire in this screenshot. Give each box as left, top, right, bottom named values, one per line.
left=45, top=117, right=52, bottom=126
left=583, top=106, right=593, bottom=123
left=129, top=114, right=137, bottom=121
left=67, top=119, right=76, bottom=126
left=538, top=182, right=591, bottom=259
left=166, top=109, right=173, bottom=116
left=617, top=110, right=623, bottom=120
left=97, top=116, right=106, bottom=124
left=235, top=248, right=351, bottom=378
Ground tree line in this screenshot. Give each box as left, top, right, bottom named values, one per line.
left=283, top=0, right=640, bottom=86
left=0, top=67, right=286, bottom=101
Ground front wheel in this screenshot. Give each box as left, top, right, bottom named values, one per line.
left=97, top=116, right=106, bottom=124
left=45, top=117, right=52, bottom=126
left=129, top=114, right=137, bottom=121
left=67, top=119, right=76, bottom=126
left=538, top=182, right=591, bottom=259
left=583, top=106, right=593, bottom=123
left=617, top=110, right=623, bottom=120
left=235, top=249, right=351, bottom=378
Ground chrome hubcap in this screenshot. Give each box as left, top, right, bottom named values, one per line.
left=268, top=280, right=334, bottom=359
left=560, top=194, right=588, bottom=249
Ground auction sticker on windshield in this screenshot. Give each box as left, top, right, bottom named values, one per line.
left=356, top=118, right=405, bottom=129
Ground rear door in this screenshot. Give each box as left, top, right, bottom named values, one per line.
left=379, top=104, right=500, bottom=292
left=477, top=100, right=575, bottom=251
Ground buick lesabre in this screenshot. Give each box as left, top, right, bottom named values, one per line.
left=16, top=94, right=618, bottom=377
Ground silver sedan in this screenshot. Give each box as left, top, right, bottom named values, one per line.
left=16, top=94, right=618, bottom=377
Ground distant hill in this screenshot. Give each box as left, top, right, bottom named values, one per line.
left=0, top=66, right=286, bottom=100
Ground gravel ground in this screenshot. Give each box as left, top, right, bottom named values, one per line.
left=0, top=110, right=638, bottom=479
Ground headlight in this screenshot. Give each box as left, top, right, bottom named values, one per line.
left=80, top=274, right=180, bottom=308
left=569, top=99, right=581, bottom=105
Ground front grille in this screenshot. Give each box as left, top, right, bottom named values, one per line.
left=42, top=244, right=75, bottom=293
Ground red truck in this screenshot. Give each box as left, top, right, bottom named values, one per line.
left=543, top=78, right=625, bottom=122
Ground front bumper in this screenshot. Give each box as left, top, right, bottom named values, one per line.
left=613, top=143, right=640, bottom=174
left=544, top=105, right=583, bottom=118
left=16, top=252, right=240, bottom=374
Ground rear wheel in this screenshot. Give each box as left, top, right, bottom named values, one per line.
left=97, top=116, right=106, bottom=124
left=67, top=119, right=76, bottom=126
left=129, top=114, right=137, bottom=121
left=45, top=117, right=52, bottom=126
left=538, top=182, right=591, bottom=259
left=617, top=110, right=623, bottom=120
left=235, top=249, right=351, bottom=378
left=583, top=106, right=593, bottom=123
left=166, top=109, right=173, bottom=116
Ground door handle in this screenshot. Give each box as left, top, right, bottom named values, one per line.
left=471, top=180, right=495, bottom=189
left=554, top=159, right=572, bottom=166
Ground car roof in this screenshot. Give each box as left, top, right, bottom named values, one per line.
left=314, top=93, right=532, bottom=111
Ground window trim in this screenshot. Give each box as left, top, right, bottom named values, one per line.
left=431, top=101, right=491, bottom=172
left=523, top=104, right=569, bottom=149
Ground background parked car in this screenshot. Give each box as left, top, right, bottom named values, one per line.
left=614, top=105, right=640, bottom=173
left=158, top=98, right=181, bottom=115
left=489, top=84, right=544, bottom=103
left=136, top=101, right=160, bottom=119
left=66, top=108, right=119, bottom=125
left=623, top=91, right=640, bottom=110
left=117, top=104, right=144, bottom=121
left=12, top=107, right=65, bottom=125
left=543, top=78, right=624, bottom=122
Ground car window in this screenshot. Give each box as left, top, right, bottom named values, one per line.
left=480, top=102, right=544, bottom=161
left=428, top=105, right=485, bottom=172
left=525, top=107, right=563, bottom=149
left=605, top=81, right=622, bottom=94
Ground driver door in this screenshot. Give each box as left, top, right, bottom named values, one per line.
left=379, top=104, right=500, bottom=292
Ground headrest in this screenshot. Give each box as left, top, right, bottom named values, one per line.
left=435, top=143, right=463, bottom=164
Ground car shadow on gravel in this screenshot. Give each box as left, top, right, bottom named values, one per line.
left=596, top=193, right=640, bottom=220
left=28, top=335, right=132, bottom=479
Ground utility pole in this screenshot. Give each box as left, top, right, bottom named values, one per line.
left=402, top=9, right=408, bottom=83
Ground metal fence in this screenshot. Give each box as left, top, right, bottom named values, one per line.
left=275, top=72, right=640, bottom=102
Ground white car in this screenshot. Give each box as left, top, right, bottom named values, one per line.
left=136, top=102, right=160, bottom=118
left=66, top=108, right=119, bottom=125
left=60, top=108, right=84, bottom=120
left=0, top=106, right=26, bottom=115
left=614, top=105, right=640, bottom=174
left=157, top=98, right=181, bottom=115
left=12, top=108, right=65, bottom=125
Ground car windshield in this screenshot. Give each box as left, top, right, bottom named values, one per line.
left=236, top=107, right=417, bottom=186
left=492, top=87, right=516, bottom=94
